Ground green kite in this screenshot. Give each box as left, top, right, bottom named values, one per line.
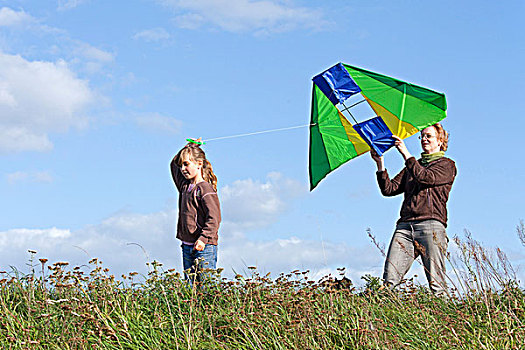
left=309, top=62, right=447, bottom=190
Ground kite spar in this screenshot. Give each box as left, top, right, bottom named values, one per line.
left=309, top=63, right=447, bottom=190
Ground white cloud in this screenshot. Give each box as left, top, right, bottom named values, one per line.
left=0, top=7, right=113, bottom=75
left=75, top=43, right=114, bottom=63
left=6, top=170, right=53, bottom=184
left=34, top=171, right=53, bottom=183
left=0, top=7, right=33, bottom=27
left=133, top=28, right=171, bottom=42
left=0, top=208, right=381, bottom=284
left=5, top=171, right=28, bottom=183
left=161, top=0, right=328, bottom=34
left=0, top=127, right=53, bottom=153
left=0, top=227, right=71, bottom=250
left=0, top=52, right=96, bottom=153
left=1, top=177, right=523, bottom=287
left=57, top=0, right=90, bottom=11
left=120, top=72, right=137, bottom=87
left=134, top=113, right=182, bottom=134
left=219, top=231, right=383, bottom=282
left=6, top=171, right=519, bottom=289
left=70, top=43, right=115, bottom=74
left=0, top=210, right=179, bottom=276
left=174, top=14, right=205, bottom=30
left=221, top=172, right=304, bottom=230
left=0, top=173, right=320, bottom=280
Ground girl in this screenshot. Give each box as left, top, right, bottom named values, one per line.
left=371, top=123, right=456, bottom=296
left=170, top=139, right=221, bottom=282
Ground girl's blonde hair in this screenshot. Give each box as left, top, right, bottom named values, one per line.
left=176, top=144, right=218, bottom=191
left=430, top=123, right=449, bottom=151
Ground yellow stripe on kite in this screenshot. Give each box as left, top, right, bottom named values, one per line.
left=338, top=112, right=370, bottom=155
left=363, top=95, right=420, bottom=139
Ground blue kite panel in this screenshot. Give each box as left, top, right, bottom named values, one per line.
left=312, top=62, right=361, bottom=105
left=354, top=116, right=395, bottom=156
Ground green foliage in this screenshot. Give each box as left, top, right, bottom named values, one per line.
left=0, top=261, right=523, bottom=349
left=1, top=231, right=524, bottom=349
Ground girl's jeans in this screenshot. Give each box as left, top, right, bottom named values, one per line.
left=181, top=243, right=217, bottom=283
left=383, top=219, right=448, bottom=295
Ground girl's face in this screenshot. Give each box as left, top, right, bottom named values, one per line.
left=180, top=154, right=202, bottom=182
left=420, top=126, right=443, bottom=154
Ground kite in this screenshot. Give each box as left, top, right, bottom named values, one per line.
left=309, top=62, right=447, bottom=190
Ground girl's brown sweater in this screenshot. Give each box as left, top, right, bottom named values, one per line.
left=170, top=160, right=221, bottom=245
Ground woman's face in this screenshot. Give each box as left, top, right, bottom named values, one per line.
left=420, top=126, right=442, bottom=154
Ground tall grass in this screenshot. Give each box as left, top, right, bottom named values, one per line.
left=0, top=229, right=524, bottom=349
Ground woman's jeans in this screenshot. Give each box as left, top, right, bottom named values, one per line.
left=181, top=243, right=217, bottom=283
left=383, top=220, right=448, bottom=295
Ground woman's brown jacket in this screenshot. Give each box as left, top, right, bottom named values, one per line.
left=376, top=157, right=456, bottom=227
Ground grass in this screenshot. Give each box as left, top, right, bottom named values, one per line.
left=0, top=229, right=524, bottom=349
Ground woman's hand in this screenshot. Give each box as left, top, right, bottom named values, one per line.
left=370, top=148, right=385, bottom=172
left=370, top=148, right=382, bottom=163
left=194, top=239, right=206, bottom=251
left=392, top=136, right=412, bottom=161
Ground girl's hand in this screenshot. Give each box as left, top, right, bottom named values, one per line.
left=392, top=136, right=411, bottom=161
left=194, top=239, right=206, bottom=251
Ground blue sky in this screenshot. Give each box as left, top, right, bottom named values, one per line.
left=0, top=0, right=524, bottom=285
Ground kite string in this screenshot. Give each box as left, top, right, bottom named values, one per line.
left=204, top=82, right=402, bottom=142
left=204, top=123, right=315, bottom=142
left=201, top=84, right=402, bottom=143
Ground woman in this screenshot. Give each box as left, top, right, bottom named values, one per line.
left=371, top=123, right=456, bottom=295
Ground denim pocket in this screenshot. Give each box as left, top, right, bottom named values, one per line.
left=430, top=221, right=448, bottom=246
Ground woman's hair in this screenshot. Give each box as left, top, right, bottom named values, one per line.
left=175, top=144, right=218, bottom=191
left=430, top=123, right=449, bottom=151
